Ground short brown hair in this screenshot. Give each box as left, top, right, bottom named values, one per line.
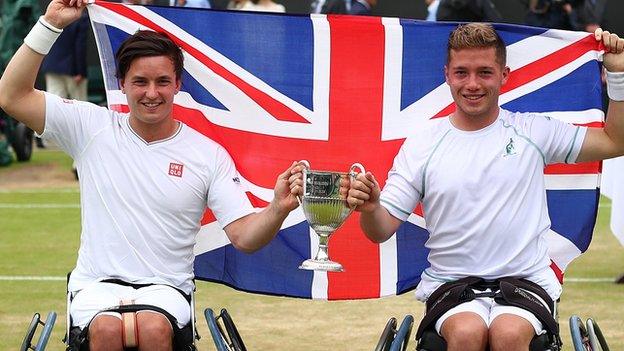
left=115, top=30, right=184, bottom=80
left=447, top=23, right=506, bottom=66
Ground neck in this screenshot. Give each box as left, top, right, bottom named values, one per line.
left=450, top=107, right=500, bottom=131
left=129, top=116, right=179, bottom=143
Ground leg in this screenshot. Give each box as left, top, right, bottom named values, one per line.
left=136, top=311, right=174, bottom=351
left=489, top=313, right=535, bottom=351
left=89, top=314, right=123, bottom=351
left=440, top=312, right=488, bottom=351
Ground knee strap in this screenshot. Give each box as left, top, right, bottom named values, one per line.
left=120, top=299, right=139, bottom=348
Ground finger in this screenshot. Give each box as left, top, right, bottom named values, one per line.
left=617, top=37, right=624, bottom=53
left=350, top=180, right=372, bottom=195
left=349, top=188, right=371, bottom=202
left=289, top=177, right=303, bottom=190
left=594, top=27, right=603, bottom=40
left=347, top=196, right=364, bottom=209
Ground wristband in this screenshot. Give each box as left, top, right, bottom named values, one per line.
left=606, top=70, right=624, bottom=102
left=23, top=16, right=63, bottom=55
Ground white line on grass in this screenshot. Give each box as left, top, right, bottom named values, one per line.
left=0, top=188, right=79, bottom=194
left=0, top=203, right=80, bottom=208
left=0, top=276, right=617, bottom=283
left=0, top=276, right=65, bottom=281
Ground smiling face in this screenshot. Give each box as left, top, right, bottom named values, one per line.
left=445, top=47, right=509, bottom=130
left=120, top=55, right=181, bottom=131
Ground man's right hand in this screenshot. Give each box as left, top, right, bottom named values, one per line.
left=44, top=0, right=86, bottom=30
left=347, top=171, right=381, bottom=213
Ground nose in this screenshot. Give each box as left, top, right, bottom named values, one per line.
left=145, top=83, right=158, bottom=99
left=465, top=74, right=479, bottom=90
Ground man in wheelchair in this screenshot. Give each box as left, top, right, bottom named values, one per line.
left=0, top=0, right=302, bottom=349
left=345, top=22, right=624, bottom=351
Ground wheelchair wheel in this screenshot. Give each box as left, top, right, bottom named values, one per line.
left=586, top=318, right=610, bottom=351
left=204, top=308, right=228, bottom=351
left=220, top=309, right=247, bottom=351
left=390, top=315, right=414, bottom=351
left=20, top=312, right=57, bottom=351
left=20, top=313, right=41, bottom=351
left=569, top=315, right=591, bottom=351
left=374, top=317, right=397, bottom=351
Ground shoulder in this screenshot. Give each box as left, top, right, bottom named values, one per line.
left=403, top=117, right=451, bottom=149
left=498, top=109, right=556, bottom=133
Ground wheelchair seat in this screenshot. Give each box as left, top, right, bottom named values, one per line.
left=416, top=327, right=561, bottom=351
left=64, top=274, right=198, bottom=351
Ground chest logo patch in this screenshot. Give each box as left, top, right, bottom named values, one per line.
left=169, top=162, right=184, bottom=177
left=503, top=138, right=519, bottom=157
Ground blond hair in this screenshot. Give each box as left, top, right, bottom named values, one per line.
left=447, top=23, right=506, bottom=66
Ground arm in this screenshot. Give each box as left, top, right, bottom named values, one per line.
left=348, top=172, right=403, bottom=243
left=0, top=0, right=86, bottom=134
left=576, top=29, right=624, bottom=162
left=222, top=162, right=300, bottom=253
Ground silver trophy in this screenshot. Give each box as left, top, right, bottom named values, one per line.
left=298, top=160, right=365, bottom=272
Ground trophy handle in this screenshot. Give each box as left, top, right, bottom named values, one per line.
left=349, top=163, right=365, bottom=179
left=296, top=160, right=310, bottom=206
left=348, top=163, right=366, bottom=210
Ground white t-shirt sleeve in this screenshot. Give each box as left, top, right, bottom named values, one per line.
left=206, top=146, right=255, bottom=228
left=379, top=137, right=423, bottom=221
left=528, top=114, right=587, bottom=164
left=40, top=92, right=111, bottom=159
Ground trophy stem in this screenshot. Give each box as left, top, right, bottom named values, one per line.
left=313, top=233, right=331, bottom=261
left=299, top=232, right=344, bottom=272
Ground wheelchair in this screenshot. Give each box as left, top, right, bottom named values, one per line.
left=569, top=315, right=611, bottom=351
left=20, top=312, right=57, bottom=351
left=204, top=308, right=247, bottom=351
left=64, top=275, right=199, bottom=350
left=374, top=315, right=414, bottom=351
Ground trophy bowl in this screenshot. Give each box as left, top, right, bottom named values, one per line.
left=298, top=161, right=365, bottom=272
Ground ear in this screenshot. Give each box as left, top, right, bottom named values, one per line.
left=175, top=78, right=182, bottom=94
left=444, top=65, right=450, bottom=84
left=501, top=66, right=510, bottom=85
left=119, top=79, right=126, bottom=94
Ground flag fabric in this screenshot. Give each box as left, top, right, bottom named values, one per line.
left=601, top=157, right=624, bottom=246
left=87, top=2, right=604, bottom=300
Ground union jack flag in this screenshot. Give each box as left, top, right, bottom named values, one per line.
left=87, top=2, right=604, bottom=300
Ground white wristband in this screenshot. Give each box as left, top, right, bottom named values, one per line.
left=606, top=70, right=624, bottom=102
left=23, top=16, right=63, bottom=55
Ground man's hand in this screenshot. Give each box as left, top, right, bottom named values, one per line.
left=347, top=171, right=381, bottom=213
left=44, top=0, right=86, bottom=30
left=595, top=28, right=624, bottom=73
left=272, top=161, right=303, bottom=216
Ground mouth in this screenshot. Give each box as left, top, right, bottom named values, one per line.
left=141, top=101, right=163, bottom=110
left=462, top=93, right=485, bottom=101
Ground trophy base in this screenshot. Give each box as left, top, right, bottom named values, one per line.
left=299, top=259, right=344, bottom=272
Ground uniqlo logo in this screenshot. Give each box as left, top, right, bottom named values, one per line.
left=169, top=163, right=183, bottom=177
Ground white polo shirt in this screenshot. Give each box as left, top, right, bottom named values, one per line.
left=41, top=93, right=254, bottom=294
left=380, top=109, right=586, bottom=298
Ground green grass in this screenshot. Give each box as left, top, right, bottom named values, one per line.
left=1, top=150, right=623, bottom=350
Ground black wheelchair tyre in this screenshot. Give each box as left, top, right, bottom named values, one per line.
left=586, top=318, right=610, bottom=351
left=375, top=317, right=397, bottom=351
left=220, top=309, right=247, bottom=351
left=20, top=313, right=41, bottom=351
left=10, top=121, right=33, bottom=162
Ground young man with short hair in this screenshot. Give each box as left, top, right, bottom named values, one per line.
left=0, top=0, right=301, bottom=349
left=345, top=23, right=624, bottom=351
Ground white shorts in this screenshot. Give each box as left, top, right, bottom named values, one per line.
left=70, top=281, right=191, bottom=329
left=433, top=289, right=547, bottom=335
